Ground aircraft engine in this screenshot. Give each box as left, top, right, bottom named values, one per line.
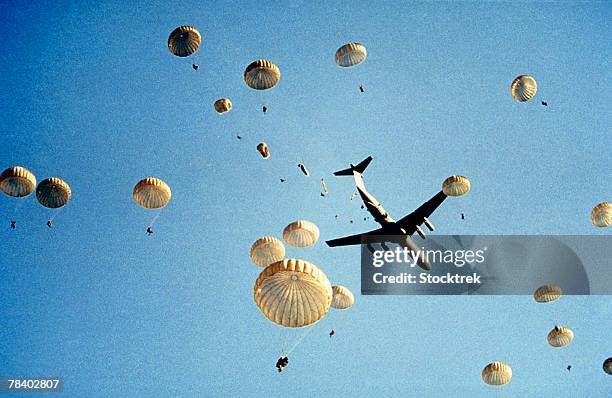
left=423, top=217, right=435, bottom=231
left=416, top=225, right=426, bottom=239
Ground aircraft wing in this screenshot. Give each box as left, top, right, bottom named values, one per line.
left=396, top=190, right=447, bottom=234
left=326, top=228, right=385, bottom=247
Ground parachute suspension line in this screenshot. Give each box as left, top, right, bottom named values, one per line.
left=148, top=208, right=163, bottom=227
left=13, top=197, right=26, bottom=213
left=48, top=207, right=64, bottom=222
left=286, top=325, right=317, bottom=355
left=12, top=197, right=26, bottom=220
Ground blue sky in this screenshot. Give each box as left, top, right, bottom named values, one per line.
left=1, top=0, right=610, bottom=396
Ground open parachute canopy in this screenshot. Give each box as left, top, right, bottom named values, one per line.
left=482, top=362, right=512, bottom=386
left=547, top=326, right=574, bottom=348
left=442, top=175, right=471, bottom=196
left=0, top=166, right=36, bottom=198
left=254, top=259, right=332, bottom=328
left=244, top=60, right=280, bottom=90
left=591, top=202, right=611, bottom=228
left=249, top=236, right=285, bottom=268
left=283, top=220, right=319, bottom=248
left=214, top=98, right=232, bottom=114
left=510, top=75, right=538, bottom=102
left=604, top=358, right=612, bottom=375
left=335, top=43, right=367, bottom=67
left=533, top=284, right=562, bottom=303
left=133, top=178, right=171, bottom=209
left=36, top=178, right=71, bottom=209
left=331, top=285, right=354, bottom=310
left=168, top=26, right=201, bottom=57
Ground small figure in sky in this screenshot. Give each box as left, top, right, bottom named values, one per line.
left=275, top=356, right=288, bottom=372
left=146, top=226, right=153, bottom=236
left=10, top=220, right=16, bottom=229
left=192, top=63, right=199, bottom=70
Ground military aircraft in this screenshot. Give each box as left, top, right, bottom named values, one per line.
left=326, top=156, right=449, bottom=270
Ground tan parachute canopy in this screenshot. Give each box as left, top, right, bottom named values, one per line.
left=254, top=258, right=333, bottom=328
left=257, top=143, right=270, bottom=159
left=244, top=60, right=280, bottom=90
left=36, top=178, right=71, bottom=208
left=283, top=220, right=319, bottom=247
left=249, top=236, right=285, bottom=268
left=604, top=358, right=612, bottom=375
left=534, top=284, right=562, bottom=303
left=0, top=166, right=36, bottom=197
left=133, top=178, right=171, bottom=209
left=335, top=43, right=367, bottom=67
left=168, top=26, right=201, bottom=57
left=547, top=326, right=574, bottom=348
left=511, top=75, right=537, bottom=102
left=482, top=362, right=512, bottom=386
left=442, top=175, right=471, bottom=196
left=331, top=285, right=354, bottom=310
left=591, top=202, right=612, bottom=228
left=214, top=98, right=232, bottom=114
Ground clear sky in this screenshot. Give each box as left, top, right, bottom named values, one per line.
left=1, top=0, right=611, bottom=396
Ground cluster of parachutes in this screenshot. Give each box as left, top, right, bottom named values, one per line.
left=0, top=166, right=172, bottom=231
left=0, top=167, right=72, bottom=209
left=249, top=220, right=353, bottom=331
left=0, top=166, right=72, bottom=226
left=483, top=283, right=611, bottom=386
left=167, top=26, right=368, bottom=167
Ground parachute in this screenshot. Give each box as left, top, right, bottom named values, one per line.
left=603, top=358, right=612, bottom=375
left=511, top=75, right=537, bottom=102
left=254, top=258, right=332, bottom=328
left=335, top=43, right=367, bottom=67
left=250, top=236, right=285, bottom=268
left=442, top=176, right=470, bottom=196
left=547, top=326, right=574, bottom=348
left=36, top=178, right=71, bottom=208
left=591, top=202, right=611, bottom=228
left=168, top=26, right=201, bottom=57
left=534, top=284, right=562, bottom=303
left=244, top=60, right=280, bottom=90
left=298, top=163, right=310, bottom=176
left=257, top=143, right=270, bottom=159
left=482, top=362, right=512, bottom=386
left=283, top=220, right=319, bottom=248
left=132, top=178, right=171, bottom=209
left=0, top=166, right=36, bottom=197
left=214, top=98, right=232, bottom=114
left=331, top=285, right=354, bottom=310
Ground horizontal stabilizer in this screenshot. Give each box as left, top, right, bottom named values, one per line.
left=333, top=156, right=373, bottom=176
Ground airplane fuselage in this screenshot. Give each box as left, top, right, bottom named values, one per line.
left=357, top=187, right=407, bottom=232
left=355, top=173, right=430, bottom=269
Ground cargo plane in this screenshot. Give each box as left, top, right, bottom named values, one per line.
left=326, top=156, right=449, bottom=270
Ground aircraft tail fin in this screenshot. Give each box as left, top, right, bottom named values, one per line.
left=333, top=156, right=373, bottom=176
